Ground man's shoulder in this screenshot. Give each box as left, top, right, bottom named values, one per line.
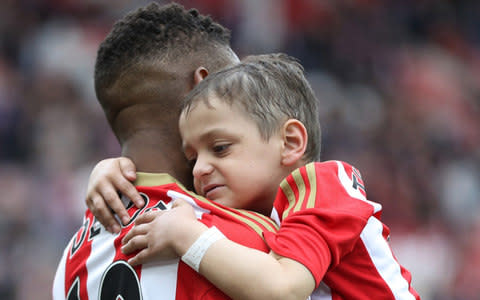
left=133, top=173, right=278, bottom=236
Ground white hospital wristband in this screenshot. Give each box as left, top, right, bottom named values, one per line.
left=181, top=226, right=226, bottom=272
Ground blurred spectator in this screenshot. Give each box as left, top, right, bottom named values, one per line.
left=0, top=0, right=478, bottom=299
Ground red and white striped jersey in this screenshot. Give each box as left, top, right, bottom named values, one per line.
left=264, top=161, right=420, bottom=300
left=53, top=173, right=278, bottom=300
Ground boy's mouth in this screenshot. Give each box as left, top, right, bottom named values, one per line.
left=203, top=184, right=224, bottom=199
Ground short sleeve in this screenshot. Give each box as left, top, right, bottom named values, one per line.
left=265, top=161, right=379, bottom=286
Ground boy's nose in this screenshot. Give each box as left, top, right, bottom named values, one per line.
left=192, top=156, right=214, bottom=178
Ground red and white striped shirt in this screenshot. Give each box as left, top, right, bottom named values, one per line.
left=53, top=173, right=278, bottom=300
left=264, top=161, right=420, bottom=300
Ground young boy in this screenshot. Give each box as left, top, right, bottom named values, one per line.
left=113, top=53, right=420, bottom=299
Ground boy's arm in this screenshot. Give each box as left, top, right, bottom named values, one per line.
left=86, top=157, right=144, bottom=233
left=200, top=239, right=316, bottom=300
left=122, top=199, right=316, bottom=300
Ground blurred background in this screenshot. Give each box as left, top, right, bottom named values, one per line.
left=0, top=0, right=479, bottom=299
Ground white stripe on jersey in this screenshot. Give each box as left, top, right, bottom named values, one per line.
left=87, top=227, right=117, bottom=300
left=167, top=190, right=210, bottom=219
left=360, top=217, right=415, bottom=300
left=336, top=161, right=382, bottom=213
left=270, top=207, right=281, bottom=227
left=52, top=237, right=70, bottom=299
left=140, top=259, right=179, bottom=300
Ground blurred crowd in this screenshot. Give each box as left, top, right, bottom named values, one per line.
left=0, top=0, right=479, bottom=299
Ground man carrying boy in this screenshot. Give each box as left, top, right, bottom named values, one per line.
left=52, top=3, right=279, bottom=299
left=116, top=54, right=420, bottom=299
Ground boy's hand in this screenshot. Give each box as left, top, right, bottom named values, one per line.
left=122, top=199, right=207, bottom=266
left=85, top=157, right=144, bottom=233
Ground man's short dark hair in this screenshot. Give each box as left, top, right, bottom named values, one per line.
left=94, top=2, right=233, bottom=92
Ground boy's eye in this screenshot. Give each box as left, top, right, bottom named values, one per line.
left=212, top=144, right=230, bottom=154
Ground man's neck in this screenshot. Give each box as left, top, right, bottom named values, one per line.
left=121, top=136, right=193, bottom=190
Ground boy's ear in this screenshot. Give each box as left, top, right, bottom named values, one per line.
left=193, top=67, right=209, bottom=86
left=281, top=119, right=308, bottom=166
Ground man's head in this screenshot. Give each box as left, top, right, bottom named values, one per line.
left=92, top=2, right=239, bottom=180
left=94, top=2, right=239, bottom=145
left=179, top=53, right=321, bottom=214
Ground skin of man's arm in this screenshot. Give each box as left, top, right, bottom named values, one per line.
left=122, top=199, right=316, bottom=300
left=85, top=157, right=144, bottom=233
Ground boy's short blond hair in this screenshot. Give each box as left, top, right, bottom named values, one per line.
left=182, top=53, right=321, bottom=162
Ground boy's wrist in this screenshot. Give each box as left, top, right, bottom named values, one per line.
left=181, top=226, right=226, bottom=272
left=173, top=220, right=209, bottom=256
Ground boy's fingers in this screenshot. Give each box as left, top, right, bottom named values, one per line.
left=122, top=223, right=149, bottom=245
left=128, top=249, right=149, bottom=266
left=102, top=187, right=130, bottom=225
left=117, top=157, right=144, bottom=208
left=172, top=198, right=188, bottom=208
left=135, top=211, right=162, bottom=225
left=119, top=182, right=144, bottom=209
left=119, top=157, right=137, bottom=180
left=89, top=195, right=121, bottom=233
left=122, top=234, right=147, bottom=255
left=113, top=171, right=144, bottom=209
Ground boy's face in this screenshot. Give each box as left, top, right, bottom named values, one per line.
left=179, top=96, right=286, bottom=215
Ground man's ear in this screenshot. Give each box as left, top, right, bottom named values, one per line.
left=193, top=67, right=209, bottom=86
left=281, top=119, right=308, bottom=166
